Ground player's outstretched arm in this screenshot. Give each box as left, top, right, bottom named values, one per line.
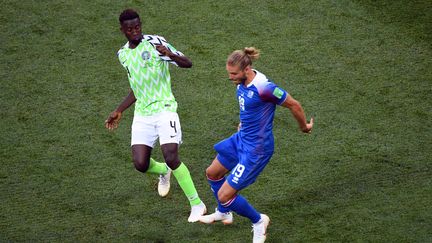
left=105, top=90, right=137, bottom=130
left=281, top=95, right=313, bottom=133
left=155, top=45, right=192, bottom=68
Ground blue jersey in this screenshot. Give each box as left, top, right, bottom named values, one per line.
left=237, top=70, right=288, bottom=155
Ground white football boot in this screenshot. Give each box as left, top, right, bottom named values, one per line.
left=199, top=208, right=233, bottom=225
left=188, top=201, right=207, bottom=222
left=252, top=214, right=270, bottom=243
left=157, top=168, right=171, bottom=197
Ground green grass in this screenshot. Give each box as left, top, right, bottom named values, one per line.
left=1, top=0, right=431, bottom=242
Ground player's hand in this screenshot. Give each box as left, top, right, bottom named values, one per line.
left=105, top=111, right=122, bottom=131
left=302, top=117, right=314, bottom=134
left=155, top=44, right=192, bottom=68
left=155, top=44, right=172, bottom=57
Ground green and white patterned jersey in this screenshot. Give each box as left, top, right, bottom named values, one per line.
left=117, top=34, right=184, bottom=116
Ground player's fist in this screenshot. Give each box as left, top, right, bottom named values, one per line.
left=155, top=44, right=172, bottom=57
left=105, top=111, right=122, bottom=130
left=302, top=117, right=314, bottom=134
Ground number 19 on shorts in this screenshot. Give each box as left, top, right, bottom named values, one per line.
left=231, top=164, right=245, bottom=184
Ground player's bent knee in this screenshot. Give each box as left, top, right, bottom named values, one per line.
left=205, top=166, right=225, bottom=180
left=217, top=190, right=235, bottom=204
left=205, top=167, right=218, bottom=179
left=205, top=167, right=212, bottom=177
left=165, top=157, right=181, bottom=170
left=133, top=159, right=149, bottom=173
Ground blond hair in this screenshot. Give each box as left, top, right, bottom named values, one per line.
left=227, top=47, right=260, bottom=70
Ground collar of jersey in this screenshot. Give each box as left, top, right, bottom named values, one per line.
left=246, top=69, right=267, bottom=88
left=125, top=35, right=147, bottom=49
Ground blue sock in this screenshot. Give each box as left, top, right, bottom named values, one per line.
left=207, top=177, right=230, bottom=213
left=220, top=194, right=261, bottom=223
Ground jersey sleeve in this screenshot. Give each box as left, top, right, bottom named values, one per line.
left=258, top=81, right=288, bottom=105
left=117, top=47, right=128, bottom=69
left=143, top=34, right=185, bottom=66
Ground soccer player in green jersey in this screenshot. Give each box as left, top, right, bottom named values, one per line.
left=105, top=9, right=206, bottom=222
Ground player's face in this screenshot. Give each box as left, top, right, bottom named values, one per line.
left=120, top=18, right=142, bottom=46
left=226, top=64, right=247, bottom=85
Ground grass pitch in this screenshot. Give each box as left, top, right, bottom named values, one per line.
left=1, top=0, right=431, bottom=242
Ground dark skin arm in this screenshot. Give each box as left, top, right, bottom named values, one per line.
left=105, top=43, right=190, bottom=130
left=156, top=45, right=192, bottom=68
left=105, top=90, right=137, bottom=130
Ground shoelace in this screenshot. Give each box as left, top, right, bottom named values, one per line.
left=159, top=174, right=168, bottom=184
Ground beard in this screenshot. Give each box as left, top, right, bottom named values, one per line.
left=231, top=76, right=247, bottom=85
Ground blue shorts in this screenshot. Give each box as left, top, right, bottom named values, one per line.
left=214, top=133, right=273, bottom=191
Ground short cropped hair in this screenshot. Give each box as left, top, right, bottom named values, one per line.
left=119, top=9, right=140, bottom=24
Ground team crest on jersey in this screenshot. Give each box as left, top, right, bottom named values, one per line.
left=247, top=90, right=254, bottom=98
left=141, top=51, right=151, bottom=60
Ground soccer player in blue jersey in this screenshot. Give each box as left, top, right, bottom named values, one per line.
left=199, top=47, right=314, bottom=242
